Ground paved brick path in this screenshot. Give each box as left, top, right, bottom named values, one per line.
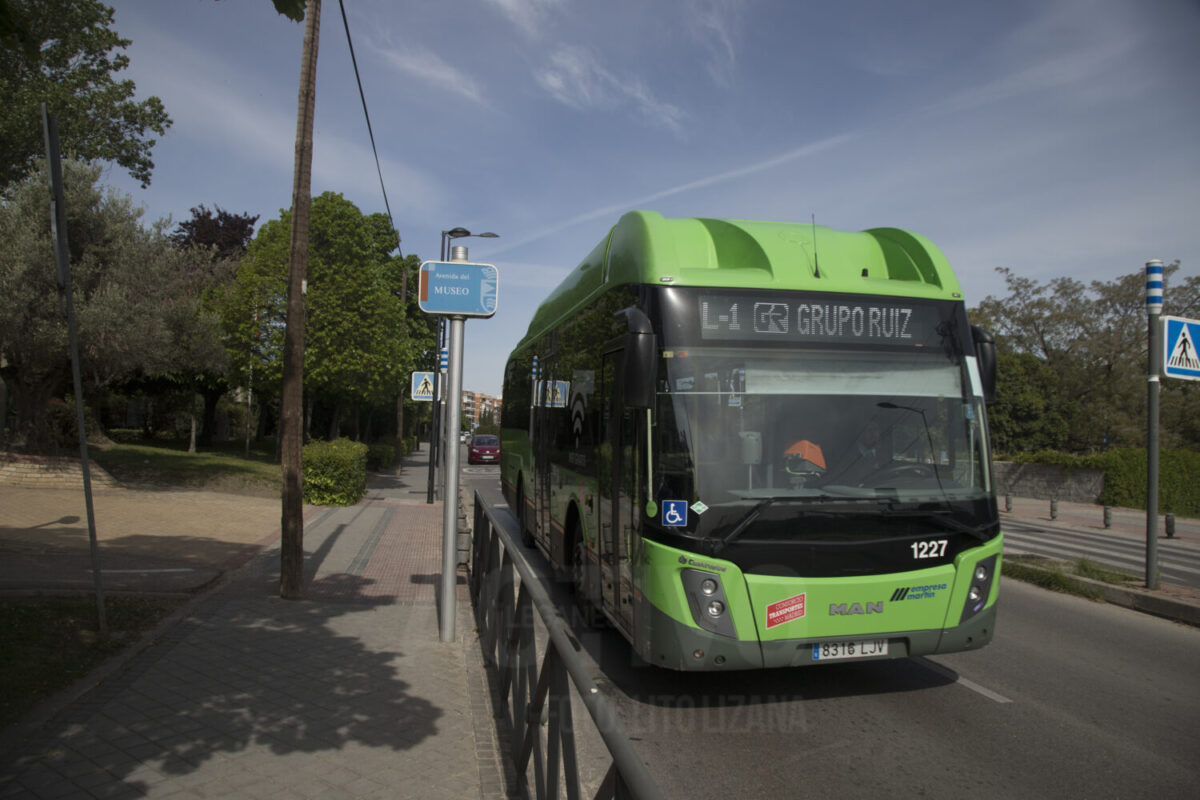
left=0, top=447, right=513, bottom=799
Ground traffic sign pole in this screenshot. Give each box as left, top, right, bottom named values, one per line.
left=418, top=246, right=498, bottom=642
left=427, top=357, right=440, bottom=504
left=440, top=314, right=465, bottom=643
left=1145, top=259, right=1163, bottom=590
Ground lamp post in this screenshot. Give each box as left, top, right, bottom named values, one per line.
left=426, top=228, right=500, bottom=505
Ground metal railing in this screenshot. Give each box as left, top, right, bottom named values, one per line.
left=470, top=491, right=664, bottom=800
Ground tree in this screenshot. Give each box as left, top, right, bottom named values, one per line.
left=972, top=262, right=1200, bottom=453
left=0, top=160, right=213, bottom=451
left=171, top=204, right=259, bottom=263
left=170, top=205, right=260, bottom=448
left=0, top=0, right=171, bottom=192
left=225, top=193, right=420, bottom=440
left=986, top=352, right=1066, bottom=453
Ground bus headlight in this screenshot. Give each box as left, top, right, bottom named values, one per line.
left=681, top=568, right=737, bottom=638
left=960, top=555, right=998, bottom=624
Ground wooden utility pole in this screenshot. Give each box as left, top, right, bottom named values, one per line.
left=280, top=0, right=320, bottom=600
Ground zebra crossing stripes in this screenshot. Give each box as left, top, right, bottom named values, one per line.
left=1002, top=519, right=1200, bottom=589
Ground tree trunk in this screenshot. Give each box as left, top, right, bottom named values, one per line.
left=188, top=403, right=197, bottom=453
left=8, top=373, right=60, bottom=453
left=0, top=375, right=7, bottom=450
left=279, top=0, right=320, bottom=601
left=328, top=401, right=341, bottom=441
left=198, top=384, right=223, bottom=447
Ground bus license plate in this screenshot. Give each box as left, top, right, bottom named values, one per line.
left=812, top=640, right=888, bottom=661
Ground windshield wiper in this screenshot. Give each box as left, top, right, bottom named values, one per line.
left=709, top=494, right=879, bottom=553
left=879, top=507, right=992, bottom=541
left=711, top=497, right=775, bottom=554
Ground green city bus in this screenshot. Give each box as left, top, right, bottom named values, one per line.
left=500, top=210, right=1001, bottom=670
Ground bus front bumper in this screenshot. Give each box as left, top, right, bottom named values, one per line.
left=639, top=603, right=997, bottom=671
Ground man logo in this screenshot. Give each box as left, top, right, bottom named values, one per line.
left=829, top=602, right=884, bottom=615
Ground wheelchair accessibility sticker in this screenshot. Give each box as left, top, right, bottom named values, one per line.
left=662, top=500, right=688, bottom=527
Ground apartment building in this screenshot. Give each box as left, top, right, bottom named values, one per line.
left=461, top=390, right=502, bottom=431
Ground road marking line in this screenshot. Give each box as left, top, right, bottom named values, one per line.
left=916, top=657, right=1012, bottom=704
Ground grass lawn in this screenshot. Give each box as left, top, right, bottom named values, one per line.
left=90, top=438, right=282, bottom=496
left=1003, top=554, right=1141, bottom=598
left=0, top=595, right=186, bottom=730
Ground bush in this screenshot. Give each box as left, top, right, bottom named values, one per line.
left=365, top=443, right=394, bottom=471
left=302, top=438, right=368, bottom=506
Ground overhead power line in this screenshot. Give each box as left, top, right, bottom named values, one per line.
left=338, top=0, right=402, bottom=258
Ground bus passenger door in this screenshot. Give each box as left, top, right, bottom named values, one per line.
left=600, top=348, right=637, bottom=635
left=615, top=403, right=639, bottom=635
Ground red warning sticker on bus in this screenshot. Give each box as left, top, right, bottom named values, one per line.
left=766, top=593, right=806, bottom=628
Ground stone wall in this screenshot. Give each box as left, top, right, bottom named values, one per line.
left=0, top=452, right=118, bottom=489
left=993, top=461, right=1104, bottom=504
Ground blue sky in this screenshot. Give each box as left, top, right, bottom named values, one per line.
left=106, top=0, right=1200, bottom=398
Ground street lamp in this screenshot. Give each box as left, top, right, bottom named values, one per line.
left=428, top=227, right=500, bottom=505
left=441, top=227, right=499, bottom=260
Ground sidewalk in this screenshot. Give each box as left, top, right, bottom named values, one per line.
left=999, top=493, right=1200, bottom=546
left=0, top=445, right=512, bottom=800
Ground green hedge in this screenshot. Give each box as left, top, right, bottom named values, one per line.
left=366, top=443, right=394, bottom=471
left=362, top=437, right=422, bottom=471
left=1004, top=448, right=1200, bottom=516
left=302, top=438, right=368, bottom=506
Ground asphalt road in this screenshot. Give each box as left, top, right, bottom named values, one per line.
left=462, top=468, right=1200, bottom=799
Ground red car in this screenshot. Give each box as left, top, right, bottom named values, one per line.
left=467, top=434, right=500, bottom=465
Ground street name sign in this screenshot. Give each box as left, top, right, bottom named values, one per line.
left=418, top=261, right=499, bottom=317
left=1163, top=316, right=1200, bottom=381
left=411, top=371, right=435, bottom=401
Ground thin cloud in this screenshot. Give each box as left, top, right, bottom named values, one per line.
left=490, top=130, right=859, bottom=256
left=370, top=43, right=487, bottom=106
left=535, top=45, right=688, bottom=135
left=685, top=0, right=744, bottom=87
left=483, top=0, right=564, bottom=38
left=930, top=0, right=1149, bottom=117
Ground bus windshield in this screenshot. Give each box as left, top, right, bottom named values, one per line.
left=657, top=347, right=990, bottom=508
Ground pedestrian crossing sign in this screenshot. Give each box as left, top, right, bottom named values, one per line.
left=411, top=371, right=436, bottom=401
left=1163, top=316, right=1200, bottom=381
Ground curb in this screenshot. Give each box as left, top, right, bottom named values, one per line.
left=1004, top=558, right=1200, bottom=628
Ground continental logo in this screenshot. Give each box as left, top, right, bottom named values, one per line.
left=678, top=556, right=727, bottom=573
left=890, top=583, right=947, bottom=601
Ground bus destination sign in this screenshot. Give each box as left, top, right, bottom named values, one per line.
left=698, top=294, right=949, bottom=347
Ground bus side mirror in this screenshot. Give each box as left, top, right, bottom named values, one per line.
left=615, top=307, right=657, bottom=409
left=971, top=325, right=997, bottom=403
